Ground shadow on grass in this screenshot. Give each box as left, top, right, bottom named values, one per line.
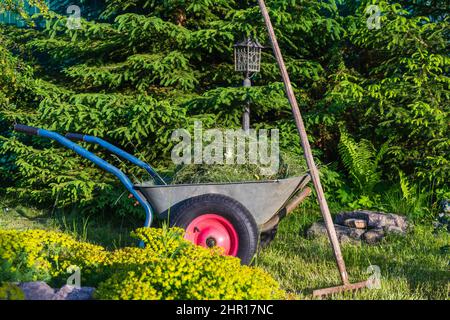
left=0, top=201, right=145, bottom=249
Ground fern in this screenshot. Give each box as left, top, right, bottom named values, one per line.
left=398, top=170, right=412, bottom=200
left=338, top=127, right=389, bottom=193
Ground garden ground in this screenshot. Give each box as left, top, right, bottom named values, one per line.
left=0, top=198, right=448, bottom=300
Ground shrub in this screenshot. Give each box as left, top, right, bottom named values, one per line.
left=96, top=227, right=285, bottom=300
left=0, top=229, right=107, bottom=284
left=0, top=228, right=286, bottom=300
left=0, top=283, right=25, bottom=300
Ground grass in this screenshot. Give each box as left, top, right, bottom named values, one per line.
left=255, top=204, right=450, bottom=300
left=0, top=199, right=138, bottom=249
left=1, top=198, right=448, bottom=300
left=171, top=150, right=307, bottom=184
left=382, top=185, right=436, bottom=223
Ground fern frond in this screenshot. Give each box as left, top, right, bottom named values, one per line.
left=399, top=170, right=412, bottom=200
left=338, top=128, right=381, bottom=193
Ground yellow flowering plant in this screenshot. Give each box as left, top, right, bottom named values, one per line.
left=0, top=229, right=107, bottom=285
left=0, top=227, right=286, bottom=300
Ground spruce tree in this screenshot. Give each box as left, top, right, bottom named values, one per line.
left=0, top=0, right=448, bottom=213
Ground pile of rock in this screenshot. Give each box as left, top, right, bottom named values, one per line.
left=18, top=282, right=95, bottom=300
left=307, top=210, right=409, bottom=244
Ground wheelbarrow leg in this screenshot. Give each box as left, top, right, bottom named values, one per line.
left=257, top=0, right=369, bottom=296
left=285, top=187, right=312, bottom=215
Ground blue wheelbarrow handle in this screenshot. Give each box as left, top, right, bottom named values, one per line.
left=65, top=132, right=166, bottom=185
left=13, top=124, right=155, bottom=228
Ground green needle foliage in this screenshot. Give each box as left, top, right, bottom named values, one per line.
left=0, top=0, right=448, bottom=217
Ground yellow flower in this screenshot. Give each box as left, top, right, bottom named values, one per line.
left=1, top=228, right=285, bottom=300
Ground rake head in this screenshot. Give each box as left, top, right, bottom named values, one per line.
left=312, top=280, right=370, bottom=298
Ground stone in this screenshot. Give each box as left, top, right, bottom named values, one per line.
left=18, top=282, right=95, bottom=300
left=19, top=282, right=55, bottom=300
left=434, top=213, right=450, bottom=233
left=438, top=213, right=450, bottom=224
left=307, top=210, right=410, bottom=245
left=385, top=225, right=405, bottom=234
left=307, top=222, right=365, bottom=244
left=362, top=228, right=385, bottom=244
left=335, top=210, right=409, bottom=232
left=345, top=227, right=366, bottom=241
left=343, top=219, right=367, bottom=229
left=53, top=285, right=95, bottom=300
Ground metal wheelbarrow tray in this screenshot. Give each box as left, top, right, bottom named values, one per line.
left=136, top=176, right=310, bottom=227
left=13, top=124, right=311, bottom=264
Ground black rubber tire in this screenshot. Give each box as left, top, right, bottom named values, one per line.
left=169, top=194, right=259, bottom=265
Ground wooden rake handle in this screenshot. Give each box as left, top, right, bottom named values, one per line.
left=257, top=0, right=350, bottom=286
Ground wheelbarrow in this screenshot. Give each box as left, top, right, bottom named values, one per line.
left=13, top=124, right=312, bottom=264
left=10, top=1, right=371, bottom=296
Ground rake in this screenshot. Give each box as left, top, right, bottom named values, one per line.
left=257, top=0, right=370, bottom=297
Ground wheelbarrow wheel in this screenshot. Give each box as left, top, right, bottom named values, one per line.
left=169, top=194, right=258, bottom=265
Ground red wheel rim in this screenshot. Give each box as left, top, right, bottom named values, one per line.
left=185, top=214, right=239, bottom=256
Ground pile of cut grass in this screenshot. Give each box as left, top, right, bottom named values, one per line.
left=171, top=151, right=307, bottom=184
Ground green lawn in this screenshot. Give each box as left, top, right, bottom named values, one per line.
left=1, top=200, right=448, bottom=300
left=0, top=200, right=139, bottom=249
left=256, top=206, right=449, bottom=300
